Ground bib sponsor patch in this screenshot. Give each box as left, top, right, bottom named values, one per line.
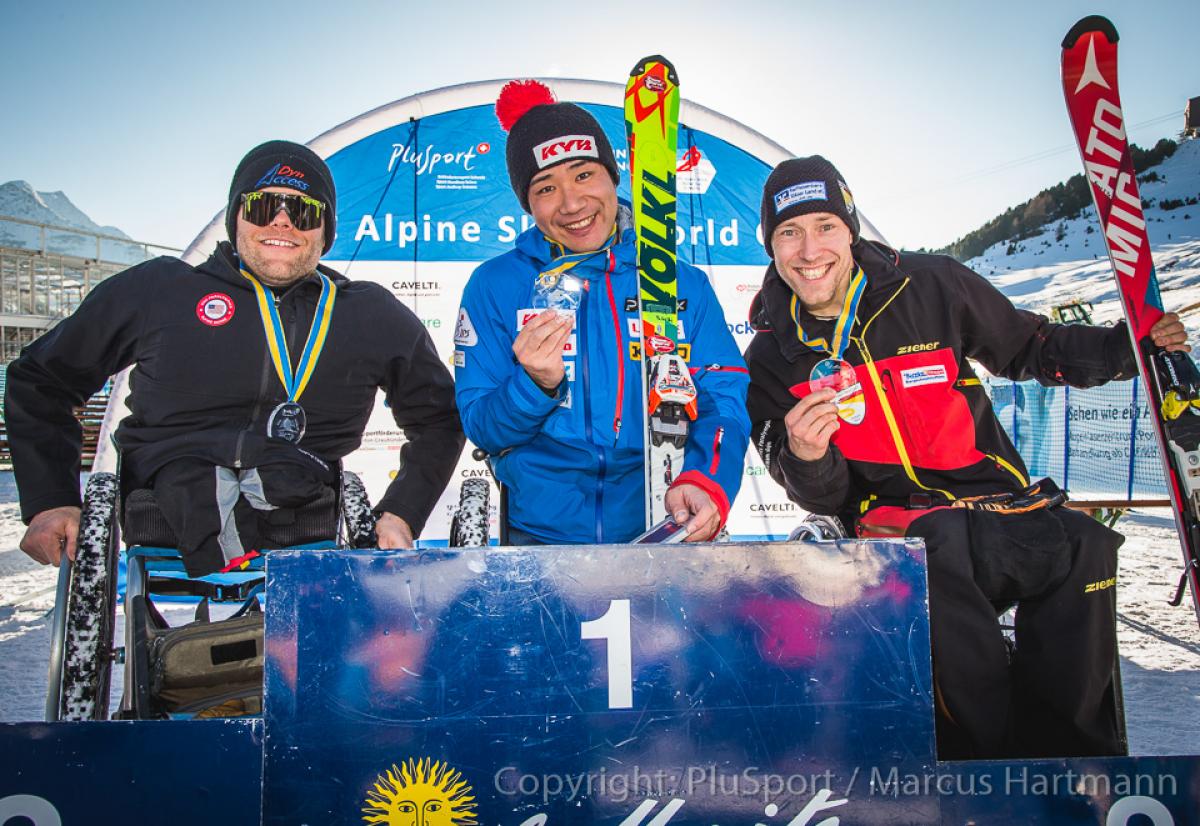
left=900, top=365, right=949, bottom=388
left=454, top=308, right=477, bottom=346
left=453, top=349, right=466, bottom=368
left=774, top=181, right=827, bottom=214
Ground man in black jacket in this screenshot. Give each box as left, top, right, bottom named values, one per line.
left=745, top=156, right=1189, bottom=759
left=8, top=141, right=464, bottom=576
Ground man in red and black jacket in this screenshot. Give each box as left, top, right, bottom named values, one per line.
left=745, top=155, right=1189, bottom=760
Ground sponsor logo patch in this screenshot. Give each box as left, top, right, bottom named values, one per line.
left=196, top=293, right=235, bottom=327
left=631, top=342, right=690, bottom=362
left=897, top=341, right=940, bottom=355
left=647, top=334, right=675, bottom=354
left=533, top=134, right=599, bottom=169
left=454, top=308, right=477, bottom=346
left=774, top=181, right=827, bottom=214
left=627, top=317, right=686, bottom=341
left=900, top=365, right=949, bottom=388
left=453, top=349, right=465, bottom=367
left=626, top=297, right=686, bottom=312
left=254, top=163, right=309, bottom=192
left=839, top=180, right=855, bottom=215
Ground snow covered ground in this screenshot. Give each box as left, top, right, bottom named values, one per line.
left=966, top=136, right=1200, bottom=328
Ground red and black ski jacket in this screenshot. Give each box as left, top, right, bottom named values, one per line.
left=745, top=240, right=1138, bottom=525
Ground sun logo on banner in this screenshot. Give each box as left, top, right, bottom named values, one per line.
left=362, top=757, right=478, bottom=825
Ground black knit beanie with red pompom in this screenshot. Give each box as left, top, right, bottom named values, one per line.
left=495, top=79, right=620, bottom=211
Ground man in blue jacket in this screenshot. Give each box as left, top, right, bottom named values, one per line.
left=454, top=80, right=749, bottom=544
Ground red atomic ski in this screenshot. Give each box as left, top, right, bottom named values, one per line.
left=1062, top=14, right=1200, bottom=626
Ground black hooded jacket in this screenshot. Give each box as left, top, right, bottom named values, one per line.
left=745, top=240, right=1138, bottom=520
left=6, top=242, right=464, bottom=536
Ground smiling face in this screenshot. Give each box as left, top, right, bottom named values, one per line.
left=770, top=212, right=855, bottom=318
left=235, top=185, right=324, bottom=286
left=527, top=159, right=618, bottom=253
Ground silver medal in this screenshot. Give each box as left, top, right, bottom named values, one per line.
left=268, top=401, right=307, bottom=443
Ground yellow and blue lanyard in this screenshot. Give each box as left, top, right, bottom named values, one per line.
left=789, top=265, right=867, bottom=359
left=537, top=226, right=620, bottom=290
left=239, top=267, right=337, bottom=404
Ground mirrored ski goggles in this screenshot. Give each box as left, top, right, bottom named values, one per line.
left=240, top=191, right=326, bottom=231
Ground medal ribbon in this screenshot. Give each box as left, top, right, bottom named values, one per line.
left=240, top=268, right=337, bottom=403
left=537, top=225, right=619, bottom=290
left=789, top=265, right=867, bottom=359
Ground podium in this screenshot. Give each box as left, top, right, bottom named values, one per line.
left=3, top=540, right=1197, bottom=824
left=262, top=540, right=936, bottom=824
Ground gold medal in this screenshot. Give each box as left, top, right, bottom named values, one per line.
left=810, top=358, right=865, bottom=425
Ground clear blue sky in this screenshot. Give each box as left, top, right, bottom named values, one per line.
left=2, top=0, right=1195, bottom=252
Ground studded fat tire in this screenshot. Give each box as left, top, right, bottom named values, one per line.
left=58, top=472, right=120, bottom=721
left=449, top=478, right=490, bottom=548
left=341, top=471, right=378, bottom=549
left=788, top=514, right=847, bottom=542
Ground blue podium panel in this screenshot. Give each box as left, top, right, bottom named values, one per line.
left=0, top=719, right=262, bottom=825
left=262, top=540, right=935, bottom=824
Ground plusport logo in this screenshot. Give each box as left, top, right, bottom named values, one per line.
left=388, top=142, right=490, bottom=176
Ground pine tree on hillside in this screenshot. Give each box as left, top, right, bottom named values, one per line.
left=939, top=138, right=1179, bottom=261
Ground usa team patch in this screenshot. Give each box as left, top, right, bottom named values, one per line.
left=196, top=293, right=235, bottom=327
left=900, top=365, right=949, bottom=388
left=774, top=181, right=827, bottom=214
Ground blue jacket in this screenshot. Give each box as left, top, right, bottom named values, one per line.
left=454, top=221, right=750, bottom=543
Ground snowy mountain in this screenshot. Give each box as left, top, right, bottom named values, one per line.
left=964, top=137, right=1200, bottom=329
left=0, top=181, right=149, bottom=265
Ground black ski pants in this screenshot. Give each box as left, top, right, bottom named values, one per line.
left=909, top=506, right=1124, bottom=760
left=151, top=458, right=338, bottom=577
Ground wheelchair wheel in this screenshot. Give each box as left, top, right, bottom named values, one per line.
left=49, top=472, right=120, bottom=721
left=449, top=478, right=490, bottom=548
left=341, top=471, right=378, bottom=549
left=788, top=514, right=848, bottom=542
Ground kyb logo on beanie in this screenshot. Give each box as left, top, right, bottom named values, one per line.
left=774, top=181, right=827, bottom=214
left=533, top=135, right=598, bottom=168
left=254, top=162, right=310, bottom=192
